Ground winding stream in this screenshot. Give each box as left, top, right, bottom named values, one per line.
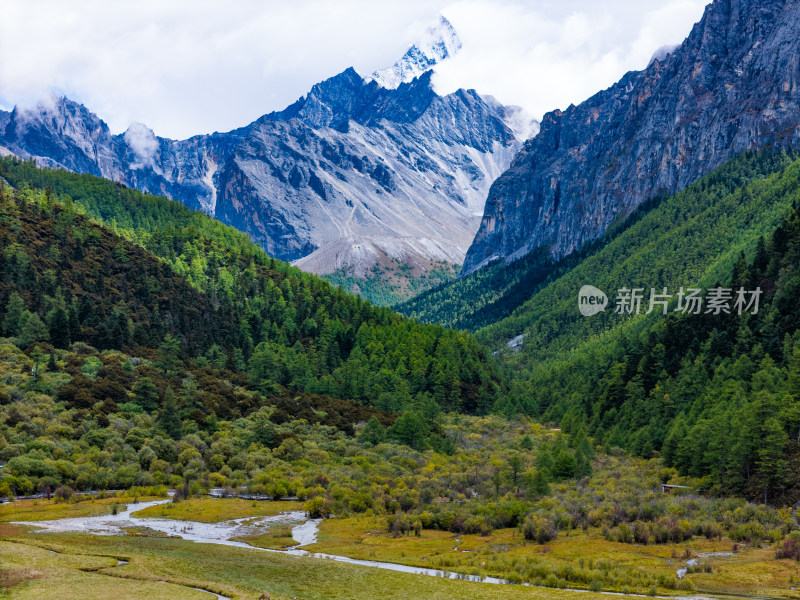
left=12, top=499, right=748, bottom=599
left=14, top=499, right=508, bottom=583
left=676, top=553, right=735, bottom=580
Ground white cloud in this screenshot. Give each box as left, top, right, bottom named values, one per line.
left=0, top=0, right=708, bottom=139
left=433, top=0, right=708, bottom=118
left=0, top=0, right=447, bottom=137
left=124, top=122, right=159, bottom=169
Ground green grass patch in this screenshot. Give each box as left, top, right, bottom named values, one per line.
left=0, top=497, right=159, bottom=523
left=131, top=498, right=304, bottom=523
left=0, top=531, right=609, bottom=600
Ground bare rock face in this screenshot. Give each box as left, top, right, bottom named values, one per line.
left=0, top=95, right=246, bottom=214
left=463, top=0, right=800, bottom=275
left=0, top=96, right=121, bottom=178
left=215, top=70, right=526, bottom=266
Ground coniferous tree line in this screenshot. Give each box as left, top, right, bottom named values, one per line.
left=520, top=197, right=800, bottom=503
left=400, top=150, right=800, bottom=504
left=0, top=159, right=504, bottom=419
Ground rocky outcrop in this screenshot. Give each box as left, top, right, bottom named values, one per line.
left=0, top=97, right=246, bottom=213
left=1, top=97, right=121, bottom=178
left=463, top=0, right=800, bottom=274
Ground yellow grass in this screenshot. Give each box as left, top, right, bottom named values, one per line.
left=0, top=496, right=159, bottom=523
left=309, top=517, right=800, bottom=598
left=0, top=531, right=609, bottom=600
left=687, top=548, right=800, bottom=598
left=6, top=498, right=797, bottom=598
left=130, top=498, right=303, bottom=523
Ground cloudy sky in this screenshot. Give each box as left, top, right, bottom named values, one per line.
left=0, top=0, right=709, bottom=139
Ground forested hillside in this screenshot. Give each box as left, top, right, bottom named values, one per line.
left=0, top=158, right=504, bottom=418
left=468, top=151, right=800, bottom=503
left=478, top=152, right=799, bottom=361
left=396, top=196, right=663, bottom=330
left=402, top=152, right=797, bottom=336
left=3, top=157, right=800, bottom=599
left=520, top=197, right=800, bottom=503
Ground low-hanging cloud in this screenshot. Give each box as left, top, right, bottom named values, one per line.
left=124, top=122, right=159, bottom=169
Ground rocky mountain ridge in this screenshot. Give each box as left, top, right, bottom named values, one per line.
left=0, top=17, right=536, bottom=299
left=463, top=0, right=800, bottom=274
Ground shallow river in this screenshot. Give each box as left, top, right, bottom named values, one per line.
left=13, top=499, right=748, bottom=599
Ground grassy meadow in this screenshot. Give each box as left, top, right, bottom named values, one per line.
left=130, top=498, right=304, bottom=523
left=0, top=525, right=610, bottom=600
left=2, top=493, right=798, bottom=598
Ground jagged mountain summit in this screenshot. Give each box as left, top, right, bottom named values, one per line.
left=463, top=0, right=800, bottom=275
left=221, top=69, right=528, bottom=271
left=0, top=16, right=535, bottom=303
left=367, top=15, right=462, bottom=89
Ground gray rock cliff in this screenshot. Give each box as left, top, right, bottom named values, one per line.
left=463, top=0, right=800, bottom=274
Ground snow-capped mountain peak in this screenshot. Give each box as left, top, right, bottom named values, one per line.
left=367, top=15, right=462, bottom=89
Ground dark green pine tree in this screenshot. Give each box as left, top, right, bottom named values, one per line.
left=251, top=410, right=275, bottom=447
left=156, top=334, right=182, bottom=374
left=756, top=417, right=788, bottom=504
left=387, top=411, right=429, bottom=450
left=552, top=450, right=578, bottom=481
left=358, top=415, right=386, bottom=446
left=133, top=377, right=160, bottom=412
left=46, top=304, right=71, bottom=349
left=508, top=454, right=523, bottom=492
left=205, top=344, right=228, bottom=369
left=158, top=388, right=182, bottom=440
left=571, top=425, right=594, bottom=477
left=2, top=291, right=25, bottom=336
left=529, top=468, right=551, bottom=497
left=535, top=445, right=554, bottom=479
left=103, top=303, right=131, bottom=349
left=17, top=312, right=50, bottom=347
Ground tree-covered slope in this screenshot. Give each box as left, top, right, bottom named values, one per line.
left=4, top=159, right=800, bottom=599
left=396, top=195, right=663, bottom=331
left=523, top=198, right=800, bottom=504
left=479, top=151, right=799, bottom=361
left=0, top=158, right=504, bottom=416
left=473, top=151, right=800, bottom=503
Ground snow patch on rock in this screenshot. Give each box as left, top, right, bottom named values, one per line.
left=367, top=15, right=462, bottom=89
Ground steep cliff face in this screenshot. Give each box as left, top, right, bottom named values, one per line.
left=463, top=0, right=800, bottom=274
left=1, top=97, right=122, bottom=178
left=115, top=127, right=246, bottom=213
left=0, top=110, right=12, bottom=138
left=215, top=70, right=524, bottom=267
